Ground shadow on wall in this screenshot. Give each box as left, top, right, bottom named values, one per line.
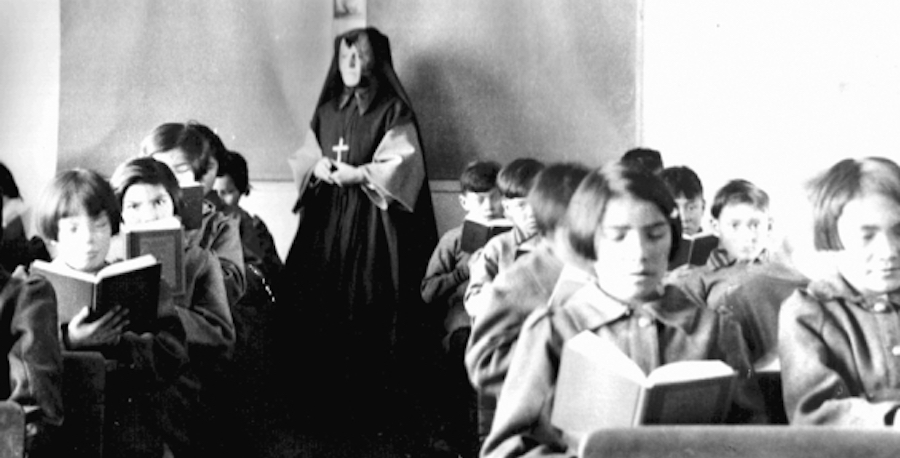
left=405, top=53, right=552, bottom=180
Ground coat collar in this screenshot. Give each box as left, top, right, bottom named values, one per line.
left=338, top=81, right=379, bottom=115
left=806, top=274, right=900, bottom=312
left=707, top=247, right=769, bottom=270
left=567, top=282, right=703, bottom=333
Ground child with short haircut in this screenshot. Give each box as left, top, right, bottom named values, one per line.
left=419, top=159, right=502, bottom=457
left=141, top=121, right=247, bottom=307
left=621, top=147, right=664, bottom=176
left=466, top=162, right=591, bottom=397
left=213, top=150, right=283, bottom=281
left=110, top=157, right=236, bottom=455
left=779, top=157, right=900, bottom=426
left=421, top=160, right=502, bottom=348
left=33, top=168, right=196, bottom=456
left=669, top=178, right=790, bottom=370
left=465, top=162, right=591, bottom=452
left=660, top=165, right=718, bottom=269
left=482, top=163, right=756, bottom=458
left=464, top=158, right=545, bottom=319
left=707, top=178, right=772, bottom=268
left=0, top=193, right=63, bottom=457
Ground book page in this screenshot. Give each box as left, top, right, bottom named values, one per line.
left=29, top=259, right=98, bottom=284
left=645, top=359, right=735, bottom=385
left=551, top=331, right=646, bottom=442
left=97, top=254, right=158, bottom=279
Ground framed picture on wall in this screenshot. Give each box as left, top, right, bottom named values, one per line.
left=334, top=0, right=366, bottom=35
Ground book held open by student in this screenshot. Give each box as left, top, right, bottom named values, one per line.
left=31, top=254, right=161, bottom=334
left=460, top=216, right=514, bottom=254
left=551, top=331, right=738, bottom=447
left=123, top=216, right=185, bottom=299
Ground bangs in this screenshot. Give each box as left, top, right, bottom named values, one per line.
left=36, top=169, right=120, bottom=241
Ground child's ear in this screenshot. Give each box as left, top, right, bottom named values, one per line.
left=710, top=218, right=721, bottom=237
left=458, top=194, right=467, bottom=210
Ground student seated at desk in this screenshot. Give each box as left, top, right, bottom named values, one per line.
left=668, top=179, right=779, bottom=307
left=33, top=168, right=196, bottom=457
left=659, top=165, right=718, bottom=269
left=466, top=162, right=591, bottom=398
left=482, top=162, right=757, bottom=458
left=421, top=160, right=502, bottom=455
left=465, top=158, right=545, bottom=320
left=111, top=157, right=236, bottom=455
left=0, top=193, right=63, bottom=458
left=141, top=121, right=247, bottom=309
left=780, top=157, right=900, bottom=427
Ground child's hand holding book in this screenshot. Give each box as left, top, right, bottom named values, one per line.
left=66, top=305, right=130, bottom=349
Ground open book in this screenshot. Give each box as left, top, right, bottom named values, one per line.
left=460, top=217, right=514, bottom=254
left=124, top=216, right=186, bottom=299
left=669, top=233, right=718, bottom=269
left=551, top=331, right=737, bottom=447
left=31, top=254, right=161, bottom=333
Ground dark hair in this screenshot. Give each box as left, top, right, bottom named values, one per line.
left=35, top=168, right=121, bottom=241
left=0, top=163, right=20, bottom=199
left=710, top=179, right=770, bottom=219
left=528, top=162, right=590, bottom=236
left=807, top=157, right=900, bottom=251
left=497, top=158, right=545, bottom=199
left=109, top=157, right=184, bottom=218
left=621, top=148, right=663, bottom=175
left=459, top=160, right=501, bottom=194
left=660, top=166, right=704, bottom=200
left=192, top=123, right=229, bottom=174
left=567, top=162, right=681, bottom=261
left=141, top=121, right=218, bottom=181
left=218, top=150, right=251, bottom=196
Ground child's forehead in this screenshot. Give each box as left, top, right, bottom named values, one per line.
left=718, top=202, right=767, bottom=219
left=464, top=189, right=497, bottom=198
left=674, top=194, right=704, bottom=204
left=58, top=210, right=109, bottom=223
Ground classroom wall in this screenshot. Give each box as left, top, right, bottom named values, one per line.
left=0, top=0, right=60, bottom=210
left=642, top=0, right=900, bottom=246
left=369, top=0, right=640, bottom=179
left=6, top=1, right=900, bottom=260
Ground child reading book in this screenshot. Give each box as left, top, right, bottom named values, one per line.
left=659, top=165, right=718, bottom=269
left=419, top=159, right=501, bottom=456
left=779, top=157, right=900, bottom=426
left=141, top=121, right=247, bottom=308
left=0, top=195, right=63, bottom=457
left=481, top=162, right=756, bottom=458
left=466, top=162, right=591, bottom=398
left=33, top=168, right=196, bottom=456
left=421, top=160, right=502, bottom=345
left=110, top=157, right=236, bottom=455
left=465, top=158, right=545, bottom=319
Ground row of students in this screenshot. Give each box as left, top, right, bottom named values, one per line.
left=435, top=153, right=900, bottom=458
left=0, top=120, right=284, bottom=456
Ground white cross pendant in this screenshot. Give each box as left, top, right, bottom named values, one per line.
left=332, top=137, right=349, bottom=163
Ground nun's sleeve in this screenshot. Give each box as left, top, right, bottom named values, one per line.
left=287, top=128, right=323, bottom=207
